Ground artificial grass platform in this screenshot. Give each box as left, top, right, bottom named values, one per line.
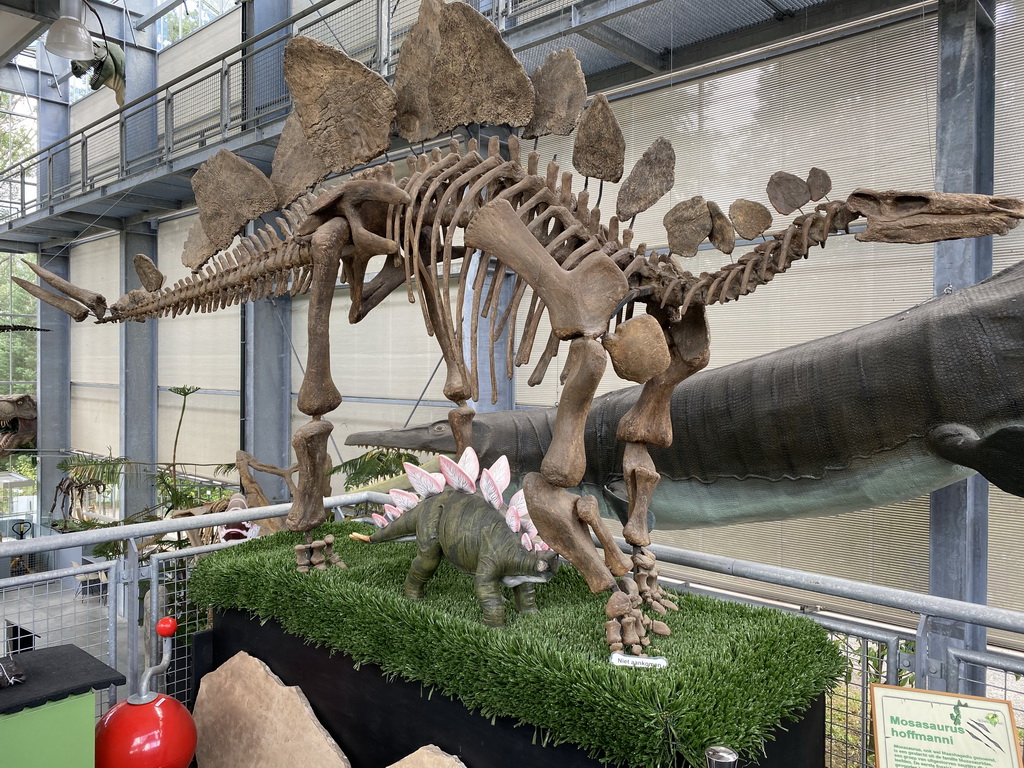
left=188, top=521, right=845, bottom=767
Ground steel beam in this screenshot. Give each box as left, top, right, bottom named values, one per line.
left=0, top=63, right=66, bottom=103
left=0, top=237, right=42, bottom=253
left=578, top=22, right=664, bottom=73
left=133, top=0, right=187, bottom=31
left=35, top=74, right=68, bottom=207
left=0, top=0, right=59, bottom=21
left=504, top=0, right=666, bottom=52
left=242, top=0, right=290, bottom=134
left=116, top=192, right=185, bottom=210
left=54, top=211, right=123, bottom=230
left=926, top=0, right=993, bottom=697
left=588, top=0, right=932, bottom=94
left=0, top=22, right=48, bottom=68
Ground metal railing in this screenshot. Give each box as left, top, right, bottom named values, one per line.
left=0, top=0, right=379, bottom=224
left=0, top=491, right=388, bottom=708
left=3, top=499, right=1024, bottom=767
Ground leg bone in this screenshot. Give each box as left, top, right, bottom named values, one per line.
left=287, top=418, right=333, bottom=532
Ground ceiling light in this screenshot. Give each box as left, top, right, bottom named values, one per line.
left=45, top=0, right=94, bottom=60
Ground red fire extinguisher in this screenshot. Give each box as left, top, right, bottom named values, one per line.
left=95, top=616, right=197, bottom=768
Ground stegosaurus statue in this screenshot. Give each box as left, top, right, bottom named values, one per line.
left=18, top=0, right=1024, bottom=656
left=349, top=447, right=568, bottom=630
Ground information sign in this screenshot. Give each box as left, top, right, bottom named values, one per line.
left=871, top=684, right=1023, bottom=768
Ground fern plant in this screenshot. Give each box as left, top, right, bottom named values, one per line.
left=331, top=448, right=421, bottom=491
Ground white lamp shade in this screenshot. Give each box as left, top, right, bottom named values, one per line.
left=45, top=16, right=94, bottom=60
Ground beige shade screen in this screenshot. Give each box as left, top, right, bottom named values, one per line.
left=155, top=214, right=240, bottom=479
left=68, top=236, right=121, bottom=457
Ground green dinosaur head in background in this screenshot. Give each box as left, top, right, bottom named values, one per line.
left=71, top=40, right=126, bottom=106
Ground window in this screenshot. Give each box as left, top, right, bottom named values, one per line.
left=157, top=0, right=237, bottom=50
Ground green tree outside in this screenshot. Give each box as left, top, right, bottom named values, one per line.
left=0, top=89, right=38, bottom=518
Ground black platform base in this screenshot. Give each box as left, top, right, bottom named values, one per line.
left=208, top=609, right=824, bottom=767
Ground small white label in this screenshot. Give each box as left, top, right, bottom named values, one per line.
left=609, top=651, right=668, bottom=669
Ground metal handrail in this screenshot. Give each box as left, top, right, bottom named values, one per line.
left=0, top=490, right=390, bottom=558
left=645, top=542, right=1024, bottom=636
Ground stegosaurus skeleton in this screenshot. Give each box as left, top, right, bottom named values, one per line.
left=21, top=2, right=1024, bottom=656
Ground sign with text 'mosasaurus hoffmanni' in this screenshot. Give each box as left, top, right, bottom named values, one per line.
left=871, top=683, right=1023, bottom=768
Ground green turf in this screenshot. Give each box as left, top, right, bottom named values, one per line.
left=189, top=520, right=846, bottom=767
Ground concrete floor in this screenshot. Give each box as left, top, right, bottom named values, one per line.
left=0, top=579, right=144, bottom=711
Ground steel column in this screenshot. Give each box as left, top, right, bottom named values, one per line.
left=35, top=81, right=68, bottom=207
left=242, top=294, right=293, bottom=502
left=464, top=126, right=516, bottom=414
left=119, top=226, right=158, bottom=520
left=35, top=249, right=70, bottom=529
left=242, top=0, right=290, bottom=129
left=122, top=0, right=158, bottom=172
left=927, top=0, right=994, bottom=695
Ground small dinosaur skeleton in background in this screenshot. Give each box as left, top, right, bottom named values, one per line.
left=21, top=0, right=1024, bottom=655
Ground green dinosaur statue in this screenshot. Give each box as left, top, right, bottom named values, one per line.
left=351, top=488, right=559, bottom=627
left=72, top=40, right=126, bottom=106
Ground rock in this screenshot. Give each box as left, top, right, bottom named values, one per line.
left=572, top=94, right=625, bottom=183
left=271, top=111, right=330, bottom=207
left=193, top=651, right=350, bottom=768
left=428, top=2, right=534, bottom=134
left=192, top=149, right=277, bottom=253
left=522, top=49, right=587, bottom=140
left=616, top=138, right=675, bottom=221
left=387, top=744, right=468, bottom=767
left=284, top=35, right=396, bottom=175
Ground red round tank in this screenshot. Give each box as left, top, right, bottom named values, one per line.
left=95, top=693, right=197, bottom=768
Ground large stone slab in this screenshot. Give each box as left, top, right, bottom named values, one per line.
left=523, top=49, right=586, bottom=140
left=616, top=137, right=675, bottom=221
left=284, top=35, right=396, bottom=175
left=393, top=0, right=443, bottom=142
left=192, top=149, right=277, bottom=253
left=193, top=650, right=351, bottom=768
left=428, top=2, right=533, bottom=134
left=271, top=111, right=330, bottom=207
left=572, top=94, right=624, bottom=182
left=181, top=220, right=219, bottom=272
left=663, top=196, right=712, bottom=257
left=388, top=745, right=468, bottom=767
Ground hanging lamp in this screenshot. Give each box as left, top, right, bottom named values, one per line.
left=45, top=0, right=94, bottom=60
